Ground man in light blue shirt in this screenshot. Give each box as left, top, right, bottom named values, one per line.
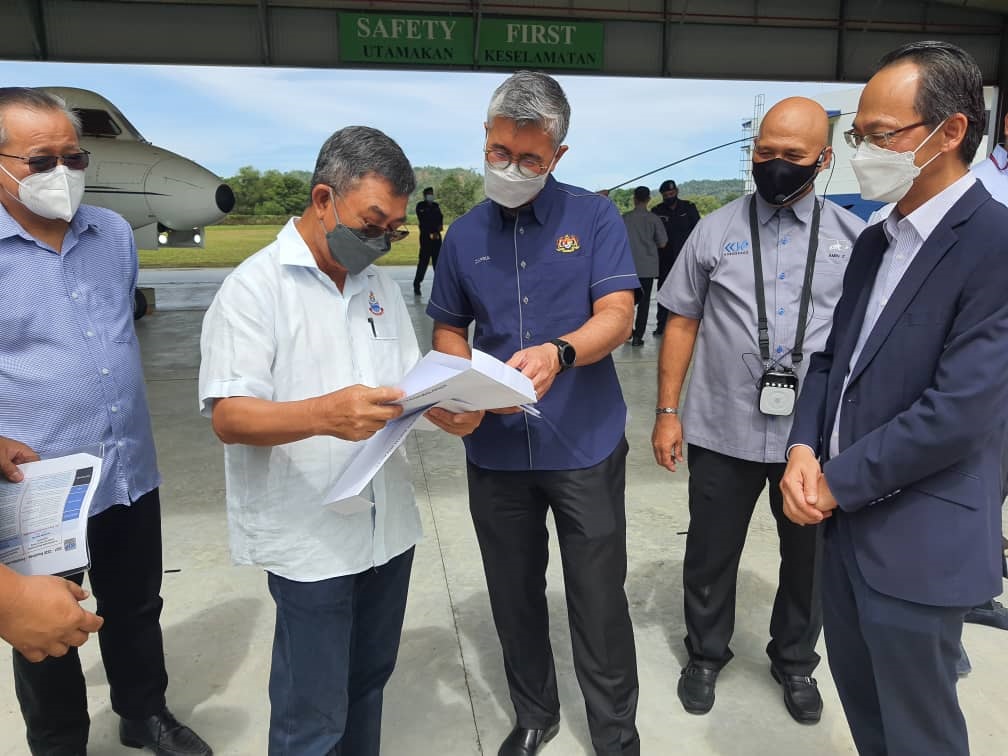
left=0, top=88, right=210, bottom=755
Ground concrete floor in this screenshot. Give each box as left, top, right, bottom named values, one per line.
left=2, top=266, right=1006, bottom=756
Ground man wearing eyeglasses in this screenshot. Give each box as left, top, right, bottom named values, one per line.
left=782, top=41, right=1008, bottom=755
left=199, top=126, right=481, bottom=755
left=0, top=88, right=212, bottom=755
left=428, top=71, right=640, bottom=756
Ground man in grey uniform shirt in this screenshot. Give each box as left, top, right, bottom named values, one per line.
left=651, top=97, right=865, bottom=722
left=623, top=186, right=668, bottom=345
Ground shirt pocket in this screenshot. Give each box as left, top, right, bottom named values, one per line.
left=91, top=287, right=136, bottom=343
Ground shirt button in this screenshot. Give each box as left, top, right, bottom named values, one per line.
left=110, top=405, right=118, bottom=413
left=525, top=330, right=531, bottom=339
left=520, top=260, right=527, bottom=269
left=117, top=440, right=124, bottom=447
left=777, top=307, right=785, bottom=315
left=86, top=330, right=94, bottom=338
left=101, top=368, right=110, bottom=375
left=523, top=296, right=529, bottom=305
left=779, top=273, right=786, bottom=280
left=519, top=227, right=525, bottom=235
left=71, top=291, right=79, bottom=299
left=776, top=346, right=784, bottom=354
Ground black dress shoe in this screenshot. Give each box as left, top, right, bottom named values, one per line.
left=120, top=708, right=213, bottom=755
left=677, top=661, right=719, bottom=714
left=631, top=337, right=645, bottom=346
left=498, top=723, right=560, bottom=756
left=964, top=598, right=1008, bottom=630
left=652, top=328, right=664, bottom=336
left=771, top=666, right=822, bottom=724
left=413, top=286, right=422, bottom=296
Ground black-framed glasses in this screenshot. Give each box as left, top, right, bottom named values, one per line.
left=0, top=149, right=90, bottom=174
left=843, top=122, right=929, bottom=149
left=484, top=147, right=552, bottom=179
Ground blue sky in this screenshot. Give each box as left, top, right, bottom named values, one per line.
left=0, top=60, right=855, bottom=190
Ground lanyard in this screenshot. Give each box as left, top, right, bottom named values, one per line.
left=747, top=195, right=821, bottom=369
left=991, top=151, right=1008, bottom=172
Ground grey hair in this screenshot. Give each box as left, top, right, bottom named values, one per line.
left=0, top=87, right=81, bottom=147
left=311, top=126, right=415, bottom=197
left=487, top=71, right=571, bottom=148
left=878, top=41, right=985, bottom=164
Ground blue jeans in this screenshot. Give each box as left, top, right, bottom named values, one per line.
left=266, top=548, right=414, bottom=756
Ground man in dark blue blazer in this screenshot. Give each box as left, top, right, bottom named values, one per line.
left=782, top=41, right=1008, bottom=755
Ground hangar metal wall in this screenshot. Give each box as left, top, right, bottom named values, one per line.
left=3, top=1, right=1004, bottom=82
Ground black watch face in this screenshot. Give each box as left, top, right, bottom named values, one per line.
left=560, top=343, right=575, bottom=366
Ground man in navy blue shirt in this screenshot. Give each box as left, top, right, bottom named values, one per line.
left=427, top=71, right=641, bottom=756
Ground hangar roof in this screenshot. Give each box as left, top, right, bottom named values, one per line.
left=3, top=1, right=1006, bottom=85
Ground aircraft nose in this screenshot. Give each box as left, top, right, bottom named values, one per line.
left=216, top=184, right=236, bottom=214
left=145, top=156, right=230, bottom=229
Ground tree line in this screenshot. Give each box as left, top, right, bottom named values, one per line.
left=220, top=167, right=742, bottom=224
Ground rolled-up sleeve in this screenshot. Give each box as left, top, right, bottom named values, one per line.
left=198, top=273, right=277, bottom=416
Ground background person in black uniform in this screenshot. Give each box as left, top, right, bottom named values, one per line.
left=650, top=180, right=699, bottom=335
left=413, top=186, right=443, bottom=295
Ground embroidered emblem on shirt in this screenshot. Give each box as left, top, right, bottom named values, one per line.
left=724, top=240, right=750, bottom=255
left=555, top=234, right=580, bottom=254
left=368, top=291, right=384, bottom=316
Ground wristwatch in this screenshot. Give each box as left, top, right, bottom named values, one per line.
left=550, top=338, right=576, bottom=372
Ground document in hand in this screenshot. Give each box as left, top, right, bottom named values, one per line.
left=393, top=348, right=537, bottom=415
left=323, top=349, right=536, bottom=511
left=0, top=452, right=102, bottom=577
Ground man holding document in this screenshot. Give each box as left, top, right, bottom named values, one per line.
left=0, top=88, right=210, bottom=756
left=1, top=436, right=103, bottom=663
left=427, top=71, right=641, bottom=756
left=198, top=126, right=481, bottom=755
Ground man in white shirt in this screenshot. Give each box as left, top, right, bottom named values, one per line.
left=198, top=126, right=481, bottom=755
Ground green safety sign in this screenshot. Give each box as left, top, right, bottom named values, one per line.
left=339, top=13, right=604, bottom=70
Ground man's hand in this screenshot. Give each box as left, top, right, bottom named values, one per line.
left=0, top=572, right=104, bottom=662
left=0, top=436, right=40, bottom=483
left=506, top=343, right=560, bottom=401
left=815, top=474, right=838, bottom=514
left=781, top=445, right=830, bottom=525
left=312, top=385, right=406, bottom=441
left=424, top=408, right=485, bottom=437
left=652, top=415, right=685, bottom=472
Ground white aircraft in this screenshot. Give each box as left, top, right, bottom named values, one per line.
left=39, top=86, right=234, bottom=250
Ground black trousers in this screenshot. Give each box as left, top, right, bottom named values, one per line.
left=654, top=253, right=675, bottom=331
left=13, top=489, right=168, bottom=755
left=683, top=445, right=822, bottom=675
left=823, top=515, right=968, bottom=755
left=413, top=236, right=441, bottom=290
left=467, top=439, right=639, bottom=756
left=631, top=278, right=654, bottom=342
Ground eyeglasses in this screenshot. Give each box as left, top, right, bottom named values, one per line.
left=330, top=189, right=409, bottom=243
left=0, top=149, right=90, bottom=174
left=484, top=147, right=552, bottom=179
left=843, top=122, right=929, bottom=149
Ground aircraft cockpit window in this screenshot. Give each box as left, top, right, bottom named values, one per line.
left=74, top=108, right=123, bottom=138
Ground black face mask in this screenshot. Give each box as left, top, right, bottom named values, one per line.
left=751, top=154, right=822, bottom=206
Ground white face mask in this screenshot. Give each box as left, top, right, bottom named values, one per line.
left=850, top=120, right=945, bottom=204
left=1, top=163, right=86, bottom=222
left=483, top=147, right=559, bottom=209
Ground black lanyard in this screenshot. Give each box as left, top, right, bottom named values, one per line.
left=748, top=195, right=821, bottom=369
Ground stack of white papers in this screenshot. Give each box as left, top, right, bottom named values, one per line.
left=324, top=349, right=536, bottom=510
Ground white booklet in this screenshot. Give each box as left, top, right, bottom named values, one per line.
left=0, top=452, right=102, bottom=577
left=324, top=349, right=536, bottom=511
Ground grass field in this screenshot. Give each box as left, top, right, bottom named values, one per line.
left=138, top=223, right=422, bottom=268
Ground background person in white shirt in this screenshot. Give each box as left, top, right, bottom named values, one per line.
left=198, top=126, right=481, bottom=756
left=972, top=111, right=1008, bottom=207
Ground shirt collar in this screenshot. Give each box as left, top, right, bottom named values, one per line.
left=884, top=172, right=977, bottom=245
left=491, top=174, right=559, bottom=230
left=274, top=216, right=322, bottom=269
left=989, top=144, right=1008, bottom=172
left=0, top=200, right=99, bottom=245
left=753, top=188, right=816, bottom=226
